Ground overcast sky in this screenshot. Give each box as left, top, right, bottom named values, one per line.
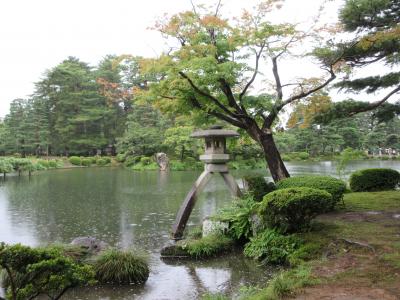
left=0, top=0, right=363, bottom=118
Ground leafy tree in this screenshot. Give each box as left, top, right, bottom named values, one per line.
left=142, top=2, right=344, bottom=181
left=163, top=125, right=197, bottom=161
left=35, top=57, right=110, bottom=155
left=116, top=104, right=167, bottom=156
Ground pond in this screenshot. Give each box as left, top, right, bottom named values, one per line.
left=0, top=160, right=399, bottom=299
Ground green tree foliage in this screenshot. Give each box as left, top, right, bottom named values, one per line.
left=116, top=104, right=167, bottom=156
left=315, top=0, right=400, bottom=120
left=0, top=243, right=95, bottom=300
left=141, top=1, right=345, bottom=181
left=163, top=125, right=198, bottom=161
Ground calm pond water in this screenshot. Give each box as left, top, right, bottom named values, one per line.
left=0, top=160, right=399, bottom=299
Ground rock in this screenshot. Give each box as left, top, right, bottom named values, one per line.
left=202, top=217, right=229, bottom=237
left=155, top=152, right=169, bottom=171
left=70, top=236, right=109, bottom=254
left=250, top=214, right=264, bottom=236
left=160, top=244, right=189, bottom=258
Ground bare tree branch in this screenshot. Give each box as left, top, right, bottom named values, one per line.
left=179, top=71, right=238, bottom=118
left=263, top=65, right=337, bottom=129
left=239, top=45, right=265, bottom=101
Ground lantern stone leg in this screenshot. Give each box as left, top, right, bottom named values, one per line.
left=171, top=170, right=212, bottom=240
left=220, top=172, right=242, bottom=197
left=171, top=125, right=241, bottom=240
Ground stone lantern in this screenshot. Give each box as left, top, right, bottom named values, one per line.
left=171, top=125, right=242, bottom=240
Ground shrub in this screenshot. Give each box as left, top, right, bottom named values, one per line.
left=244, top=229, right=301, bottom=265
left=140, top=156, right=152, bottom=165
left=258, top=188, right=333, bottom=233
left=243, top=175, right=276, bottom=201
left=37, top=159, right=50, bottom=169
left=115, top=153, right=126, bottom=163
left=297, top=152, right=310, bottom=160
left=178, top=234, right=234, bottom=258
left=103, top=157, right=111, bottom=164
left=124, top=156, right=138, bottom=167
left=69, top=156, right=81, bottom=166
left=96, top=158, right=107, bottom=166
left=94, top=249, right=149, bottom=285
left=213, top=195, right=258, bottom=241
left=276, top=175, right=346, bottom=210
left=349, top=168, right=400, bottom=192
left=0, top=159, right=14, bottom=174
left=0, top=243, right=95, bottom=300
left=81, top=158, right=92, bottom=167
left=48, top=160, right=59, bottom=168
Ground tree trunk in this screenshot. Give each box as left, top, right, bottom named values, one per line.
left=259, top=133, right=290, bottom=182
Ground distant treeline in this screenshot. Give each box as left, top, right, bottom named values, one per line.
left=0, top=56, right=399, bottom=160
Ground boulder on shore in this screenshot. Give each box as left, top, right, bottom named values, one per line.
left=155, top=152, right=169, bottom=171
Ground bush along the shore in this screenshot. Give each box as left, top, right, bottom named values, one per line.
left=276, top=175, right=346, bottom=210
left=258, top=187, right=333, bottom=234
left=243, top=175, right=276, bottom=201
left=69, top=156, right=81, bottom=166
left=244, top=228, right=301, bottom=265
left=93, top=249, right=149, bottom=285
left=349, top=168, right=400, bottom=192
left=212, top=195, right=258, bottom=242
left=0, top=157, right=62, bottom=178
left=0, top=243, right=96, bottom=300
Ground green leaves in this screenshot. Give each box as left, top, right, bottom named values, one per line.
left=0, top=243, right=96, bottom=300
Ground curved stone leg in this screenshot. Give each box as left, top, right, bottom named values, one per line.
left=220, top=172, right=242, bottom=197
left=172, top=170, right=212, bottom=240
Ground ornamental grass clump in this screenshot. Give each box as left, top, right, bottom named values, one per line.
left=258, top=187, right=333, bottom=233
left=276, top=175, right=346, bottom=210
left=349, top=168, right=400, bottom=192
left=94, top=249, right=149, bottom=285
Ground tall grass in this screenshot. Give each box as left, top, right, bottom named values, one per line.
left=94, top=249, right=149, bottom=284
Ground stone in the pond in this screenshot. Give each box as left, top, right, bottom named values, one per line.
left=70, top=236, right=109, bottom=253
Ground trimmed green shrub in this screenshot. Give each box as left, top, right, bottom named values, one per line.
left=243, top=175, right=276, bottom=201
left=103, top=157, right=111, bottom=164
left=0, top=243, right=95, bottom=299
left=94, top=249, right=149, bottom=285
left=116, top=153, right=126, bottom=163
left=48, top=160, right=59, bottom=168
left=178, top=234, right=234, bottom=259
left=96, top=158, right=107, bottom=166
left=276, top=175, right=346, bottom=210
left=81, top=158, right=92, bottom=167
left=258, top=187, right=333, bottom=233
left=297, top=152, right=310, bottom=160
left=244, top=229, right=301, bottom=265
left=69, top=156, right=81, bottom=166
left=349, top=168, right=400, bottom=192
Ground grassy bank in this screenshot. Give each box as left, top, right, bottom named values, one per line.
left=244, top=190, right=400, bottom=299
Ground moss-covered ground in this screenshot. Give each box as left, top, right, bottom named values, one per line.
left=245, top=190, right=400, bottom=300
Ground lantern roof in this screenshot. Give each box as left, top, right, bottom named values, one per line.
left=190, top=125, right=239, bottom=139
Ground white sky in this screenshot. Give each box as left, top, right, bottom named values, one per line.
left=1, top=0, right=388, bottom=119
